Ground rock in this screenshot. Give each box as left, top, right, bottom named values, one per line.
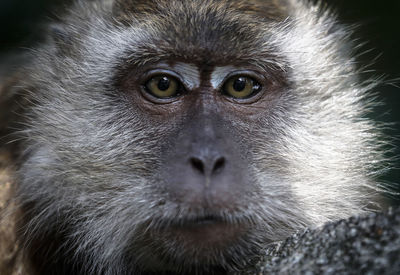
left=244, top=207, right=400, bottom=274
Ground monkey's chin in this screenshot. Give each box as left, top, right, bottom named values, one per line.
left=136, top=218, right=257, bottom=273
left=148, top=215, right=254, bottom=261
left=133, top=217, right=260, bottom=273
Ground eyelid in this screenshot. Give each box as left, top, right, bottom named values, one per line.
left=142, top=69, right=189, bottom=91
left=215, top=70, right=264, bottom=91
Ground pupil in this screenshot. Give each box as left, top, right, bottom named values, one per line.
left=158, top=77, right=170, bottom=91
left=233, top=77, right=247, bottom=92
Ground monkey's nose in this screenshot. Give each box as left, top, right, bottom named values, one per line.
left=189, top=156, right=226, bottom=176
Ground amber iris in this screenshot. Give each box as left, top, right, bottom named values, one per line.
left=223, top=76, right=261, bottom=99
left=146, top=75, right=179, bottom=98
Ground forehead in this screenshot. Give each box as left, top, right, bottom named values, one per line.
left=112, top=0, right=289, bottom=66
left=113, top=0, right=289, bottom=20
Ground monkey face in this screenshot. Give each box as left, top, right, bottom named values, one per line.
left=109, top=7, right=300, bottom=268
left=118, top=60, right=295, bottom=266
left=14, top=0, right=384, bottom=274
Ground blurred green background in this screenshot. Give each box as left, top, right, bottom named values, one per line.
left=324, top=0, right=400, bottom=205
left=0, top=0, right=399, bottom=203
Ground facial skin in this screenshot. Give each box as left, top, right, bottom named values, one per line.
left=3, top=0, right=386, bottom=274
left=116, top=58, right=292, bottom=270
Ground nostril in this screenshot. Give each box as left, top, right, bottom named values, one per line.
left=212, top=157, right=225, bottom=174
left=190, top=157, right=205, bottom=174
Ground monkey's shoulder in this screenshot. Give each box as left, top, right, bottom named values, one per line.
left=0, top=157, right=32, bottom=275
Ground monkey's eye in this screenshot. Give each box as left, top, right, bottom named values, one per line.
left=223, top=76, right=261, bottom=99
left=145, top=75, right=180, bottom=98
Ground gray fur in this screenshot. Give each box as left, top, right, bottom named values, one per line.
left=4, top=0, right=389, bottom=274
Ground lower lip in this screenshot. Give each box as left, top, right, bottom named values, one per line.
left=169, top=220, right=246, bottom=246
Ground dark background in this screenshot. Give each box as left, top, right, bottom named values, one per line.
left=0, top=0, right=399, bottom=203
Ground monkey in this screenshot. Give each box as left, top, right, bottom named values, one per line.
left=0, top=0, right=389, bottom=274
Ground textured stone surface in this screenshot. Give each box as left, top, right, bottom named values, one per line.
left=243, top=207, right=400, bottom=275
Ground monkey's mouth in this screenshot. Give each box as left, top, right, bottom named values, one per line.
left=181, top=215, right=223, bottom=226
left=164, top=214, right=248, bottom=245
